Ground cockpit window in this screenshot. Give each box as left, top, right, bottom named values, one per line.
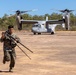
left=33, top=24, right=41, bottom=27
left=33, top=25, right=38, bottom=27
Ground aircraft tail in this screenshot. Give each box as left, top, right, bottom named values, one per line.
left=46, top=16, right=48, bottom=21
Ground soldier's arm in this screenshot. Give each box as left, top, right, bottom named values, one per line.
left=0, top=32, right=5, bottom=42
left=15, top=35, right=21, bottom=43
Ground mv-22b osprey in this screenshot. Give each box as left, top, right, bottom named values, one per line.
left=15, top=9, right=69, bottom=35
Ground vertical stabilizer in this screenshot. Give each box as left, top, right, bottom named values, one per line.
left=46, top=16, right=48, bottom=21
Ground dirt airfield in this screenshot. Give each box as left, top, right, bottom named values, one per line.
left=0, top=31, right=76, bottom=75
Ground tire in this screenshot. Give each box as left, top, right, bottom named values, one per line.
left=34, top=32, right=36, bottom=35
left=51, top=32, right=54, bottom=35
left=38, top=33, right=41, bottom=35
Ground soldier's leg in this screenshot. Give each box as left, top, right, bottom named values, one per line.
left=12, top=48, right=16, bottom=58
left=3, top=50, right=10, bottom=64
left=3, top=50, right=6, bottom=64
left=9, top=52, right=15, bottom=72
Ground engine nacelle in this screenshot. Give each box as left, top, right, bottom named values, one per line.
left=64, top=15, right=70, bottom=30
left=16, top=15, right=22, bottom=30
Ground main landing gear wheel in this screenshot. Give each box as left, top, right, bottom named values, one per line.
left=38, top=33, right=41, bottom=35
left=51, top=32, right=54, bottom=35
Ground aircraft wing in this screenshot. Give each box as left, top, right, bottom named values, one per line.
left=20, top=19, right=38, bottom=24
left=46, top=19, right=65, bottom=24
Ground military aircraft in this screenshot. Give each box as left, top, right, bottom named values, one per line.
left=14, top=9, right=69, bottom=35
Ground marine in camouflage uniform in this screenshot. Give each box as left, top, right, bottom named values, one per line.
left=0, top=25, right=20, bottom=72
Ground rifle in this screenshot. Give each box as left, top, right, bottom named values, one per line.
left=5, top=32, right=33, bottom=53
left=16, top=44, right=31, bottom=60
left=5, top=32, right=33, bottom=59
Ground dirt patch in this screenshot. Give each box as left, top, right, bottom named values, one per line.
left=0, top=31, right=76, bottom=75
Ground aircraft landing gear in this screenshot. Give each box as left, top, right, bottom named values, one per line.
left=33, top=32, right=41, bottom=35
left=33, top=32, right=36, bottom=35
left=38, top=33, right=41, bottom=35
left=51, top=32, right=54, bottom=35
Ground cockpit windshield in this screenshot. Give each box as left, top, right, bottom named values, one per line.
left=33, top=24, right=41, bottom=27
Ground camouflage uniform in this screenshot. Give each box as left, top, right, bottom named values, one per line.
left=0, top=30, right=20, bottom=70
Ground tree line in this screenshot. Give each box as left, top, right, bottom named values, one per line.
left=0, top=13, right=76, bottom=31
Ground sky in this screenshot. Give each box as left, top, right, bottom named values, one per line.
left=0, top=0, right=76, bottom=17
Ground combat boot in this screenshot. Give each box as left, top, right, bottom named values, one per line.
left=9, top=67, right=13, bottom=72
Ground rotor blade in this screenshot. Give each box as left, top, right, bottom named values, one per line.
left=4, top=14, right=15, bottom=18
left=31, top=9, right=38, bottom=11
left=9, top=10, right=16, bottom=12
left=51, top=8, right=60, bottom=11
left=51, top=9, right=76, bottom=13
left=20, top=9, right=38, bottom=13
